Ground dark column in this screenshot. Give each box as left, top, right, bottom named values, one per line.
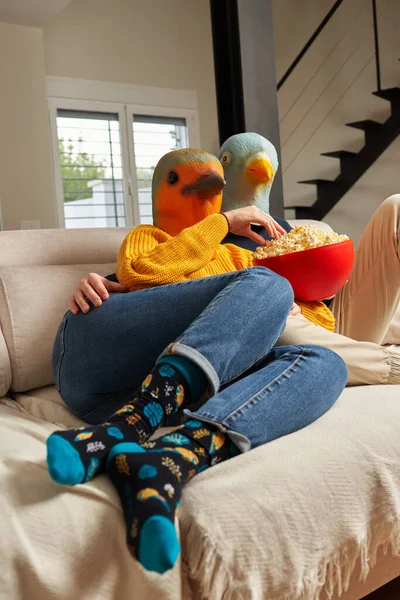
left=210, top=0, right=284, bottom=217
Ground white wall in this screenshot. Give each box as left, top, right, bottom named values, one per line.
left=0, top=0, right=218, bottom=231
left=43, top=0, right=219, bottom=155
left=273, top=0, right=400, bottom=242
left=0, top=22, right=56, bottom=230
left=273, top=0, right=336, bottom=86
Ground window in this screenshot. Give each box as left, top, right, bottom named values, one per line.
left=48, top=81, right=199, bottom=229
left=132, top=115, right=188, bottom=225
left=56, top=110, right=126, bottom=229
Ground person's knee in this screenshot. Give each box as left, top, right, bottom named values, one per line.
left=305, top=344, right=348, bottom=390
left=250, top=267, right=294, bottom=308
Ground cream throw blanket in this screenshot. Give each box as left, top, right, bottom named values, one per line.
left=2, top=381, right=400, bottom=600
left=179, top=384, right=400, bottom=599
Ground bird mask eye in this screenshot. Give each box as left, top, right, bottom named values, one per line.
left=168, top=171, right=179, bottom=185
left=220, top=152, right=231, bottom=166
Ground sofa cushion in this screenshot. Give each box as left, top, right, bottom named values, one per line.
left=0, top=264, right=117, bottom=392
left=0, top=227, right=129, bottom=266
left=0, top=326, right=11, bottom=397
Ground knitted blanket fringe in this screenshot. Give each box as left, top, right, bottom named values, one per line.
left=182, top=516, right=400, bottom=600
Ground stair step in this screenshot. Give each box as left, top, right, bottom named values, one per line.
left=321, top=150, right=357, bottom=159
left=290, top=97, right=400, bottom=220
left=346, top=119, right=382, bottom=131
left=372, top=87, right=400, bottom=101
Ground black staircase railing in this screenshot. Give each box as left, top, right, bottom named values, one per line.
left=277, top=0, right=345, bottom=91
left=279, top=0, right=399, bottom=220
left=372, top=0, right=382, bottom=91
left=277, top=0, right=384, bottom=94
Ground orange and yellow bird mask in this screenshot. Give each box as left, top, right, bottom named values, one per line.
left=152, top=149, right=226, bottom=236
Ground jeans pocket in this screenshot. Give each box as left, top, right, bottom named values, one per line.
left=52, top=317, right=68, bottom=393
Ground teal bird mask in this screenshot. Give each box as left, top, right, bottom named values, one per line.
left=218, top=132, right=279, bottom=214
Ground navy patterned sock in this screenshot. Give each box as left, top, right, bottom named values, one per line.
left=107, top=420, right=238, bottom=573
left=47, top=362, right=198, bottom=485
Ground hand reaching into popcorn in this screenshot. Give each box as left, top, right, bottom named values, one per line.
left=223, top=206, right=286, bottom=245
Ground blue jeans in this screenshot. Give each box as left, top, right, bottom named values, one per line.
left=52, top=268, right=347, bottom=451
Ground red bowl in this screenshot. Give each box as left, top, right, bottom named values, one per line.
left=253, top=239, right=354, bottom=302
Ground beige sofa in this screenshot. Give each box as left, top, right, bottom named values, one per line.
left=0, top=225, right=400, bottom=600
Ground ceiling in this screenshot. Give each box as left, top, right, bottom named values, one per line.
left=0, top=0, right=71, bottom=27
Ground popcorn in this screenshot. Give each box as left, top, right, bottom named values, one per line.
left=253, top=225, right=349, bottom=259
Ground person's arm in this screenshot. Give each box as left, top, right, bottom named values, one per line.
left=118, top=207, right=286, bottom=290
left=223, top=243, right=255, bottom=270
left=117, top=214, right=229, bottom=290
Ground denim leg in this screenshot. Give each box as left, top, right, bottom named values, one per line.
left=53, top=268, right=291, bottom=423
left=162, top=267, right=294, bottom=394
left=186, top=345, right=348, bottom=451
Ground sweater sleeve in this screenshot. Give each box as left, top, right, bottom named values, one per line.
left=117, top=213, right=229, bottom=290
left=224, top=243, right=255, bottom=270
left=298, top=301, right=336, bottom=332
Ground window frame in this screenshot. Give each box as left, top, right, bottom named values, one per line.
left=47, top=77, right=201, bottom=229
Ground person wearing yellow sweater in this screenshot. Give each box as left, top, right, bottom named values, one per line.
left=116, top=209, right=334, bottom=331
left=115, top=148, right=334, bottom=331
left=46, top=149, right=347, bottom=575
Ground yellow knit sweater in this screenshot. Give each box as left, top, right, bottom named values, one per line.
left=117, top=213, right=335, bottom=331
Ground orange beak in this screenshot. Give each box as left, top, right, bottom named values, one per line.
left=246, top=157, right=274, bottom=183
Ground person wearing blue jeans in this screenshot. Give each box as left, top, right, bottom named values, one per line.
left=48, top=266, right=347, bottom=574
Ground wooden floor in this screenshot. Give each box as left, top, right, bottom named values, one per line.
left=363, top=576, right=400, bottom=599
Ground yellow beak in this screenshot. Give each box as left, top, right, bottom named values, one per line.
left=246, top=157, right=274, bottom=183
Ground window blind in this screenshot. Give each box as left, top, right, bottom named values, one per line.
left=56, top=109, right=126, bottom=228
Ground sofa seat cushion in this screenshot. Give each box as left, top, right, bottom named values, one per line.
left=0, top=398, right=184, bottom=600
